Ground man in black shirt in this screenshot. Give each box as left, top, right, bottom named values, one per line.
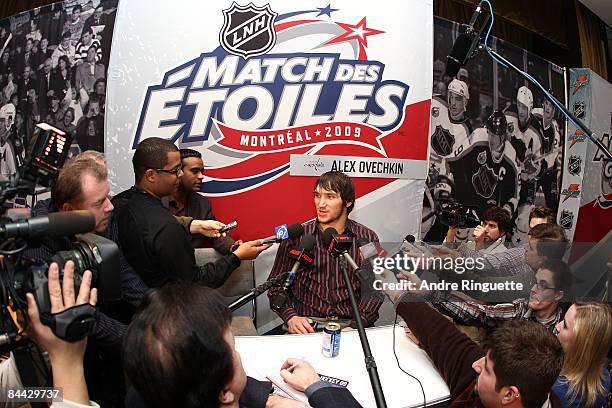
left=113, top=137, right=270, bottom=288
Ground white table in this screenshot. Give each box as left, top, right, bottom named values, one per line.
left=236, top=325, right=450, bottom=407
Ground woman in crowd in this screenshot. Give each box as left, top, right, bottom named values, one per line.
left=553, top=301, right=611, bottom=407
left=0, top=50, right=11, bottom=78
left=52, top=55, right=72, bottom=100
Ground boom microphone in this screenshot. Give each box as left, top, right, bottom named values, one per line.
left=0, top=211, right=96, bottom=239
left=261, top=223, right=304, bottom=244
left=445, top=0, right=484, bottom=77
left=270, top=234, right=316, bottom=311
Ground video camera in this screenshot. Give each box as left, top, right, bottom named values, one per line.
left=0, top=123, right=120, bottom=353
left=436, top=198, right=481, bottom=229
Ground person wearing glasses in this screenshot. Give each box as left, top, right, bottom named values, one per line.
left=113, top=137, right=271, bottom=288
left=397, top=258, right=572, bottom=334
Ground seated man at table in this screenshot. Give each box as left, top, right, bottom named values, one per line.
left=267, top=171, right=383, bottom=334
left=385, top=290, right=565, bottom=407
left=123, top=284, right=360, bottom=408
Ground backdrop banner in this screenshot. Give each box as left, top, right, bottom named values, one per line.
left=106, top=0, right=433, bottom=331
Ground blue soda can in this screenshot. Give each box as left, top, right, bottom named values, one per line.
left=322, top=322, right=341, bottom=357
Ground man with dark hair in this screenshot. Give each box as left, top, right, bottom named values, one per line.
left=113, top=137, right=270, bottom=288
left=62, top=4, right=85, bottom=46
left=75, top=27, right=102, bottom=65
left=267, top=171, right=382, bottom=334
left=283, top=296, right=565, bottom=407
left=384, top=293, right=565, bottom=407
left=445, top=206, right=512, bottom=254
left=83, top=5, right=108, bottom=40
left=529, top=206, right=556, bottom=230
left=162, top=148, right=237, bottom=253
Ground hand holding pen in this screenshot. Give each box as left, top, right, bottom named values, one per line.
left=279, top=358, right=320, bottom=392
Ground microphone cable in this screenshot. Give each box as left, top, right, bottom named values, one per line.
left=392, top=310, right=426, bottom=407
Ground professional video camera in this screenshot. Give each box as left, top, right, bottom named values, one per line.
left=436, top=198, right=481, bottom=229
left=0, top=123, right=120, bottom=357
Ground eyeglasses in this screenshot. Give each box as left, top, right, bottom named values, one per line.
left=153, top=166, right=182, bottom=175
left=529, top=278, right=558, bottom=292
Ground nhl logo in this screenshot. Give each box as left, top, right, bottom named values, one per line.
left=431, top=125, right=455, bottom=156
left=573, top=101, right=586, bottom=119
left=568, top=155, right=582, bottom=176
left=559, top=210, right=574, bottom=230
left=477, top=150, right=487, bottom=165
left=472, top=164, right=497, bottom=198
left=432, top=107, right=439, bottom=117
left=220, top=2, right=277, bottom=58
left=508, top=122, right=514, bottom=134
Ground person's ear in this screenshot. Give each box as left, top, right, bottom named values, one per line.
left=61, top=202, right=73, bottom=212
left=144, top=168, right=156, bottom=183
left=218, top=386, right=237, bottom=406
left=500, top=385, right=521, bottom=405
left=554, top=290, right=564, bottom=301
left=345, top=200, right=354, bottom=211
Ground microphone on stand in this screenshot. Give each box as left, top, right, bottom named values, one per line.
left=321, top=227, right=388, bottom=407
left=270, top=235, right=316, bottom=311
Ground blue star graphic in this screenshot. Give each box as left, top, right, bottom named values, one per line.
left=316, top=4, right=339, bottom=17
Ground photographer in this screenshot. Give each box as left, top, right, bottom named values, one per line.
left=28, top=155, right=146, bottom=344
left=445, top=206, right=512, bottom=254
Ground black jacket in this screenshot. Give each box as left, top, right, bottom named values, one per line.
left=112, top=186, right=239, bottom=288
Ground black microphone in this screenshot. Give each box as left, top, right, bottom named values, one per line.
left=229, top=270, right=290, bottom=312
left=261, top=223, right=304, bottom=244
left=270, top=234, right=316, bottom=311
left=445, top=0, right=484, bottom=77
left=322, top=227, right=360, bottom=270
left=0, top=211, right=96, bottom=239
left=322, top=227, right=353, bottom=257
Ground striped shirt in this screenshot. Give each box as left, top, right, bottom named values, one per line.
left=267, top=219, right=383, bottom=326
left=425, top=290, right=562, bottom=334
left=458, top=244, right=532, bottom=277
left=75, top=38, right=102, bottom=63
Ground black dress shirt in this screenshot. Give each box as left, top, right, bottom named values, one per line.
left=112, top=186, right=239, bottom=288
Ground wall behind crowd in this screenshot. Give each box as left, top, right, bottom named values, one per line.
left=421, top=16, right=567, bottom=245
left=0, top=0, right=117, bottom=189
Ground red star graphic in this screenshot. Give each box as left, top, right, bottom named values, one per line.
left=323, top=17, right=384, bottom=59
